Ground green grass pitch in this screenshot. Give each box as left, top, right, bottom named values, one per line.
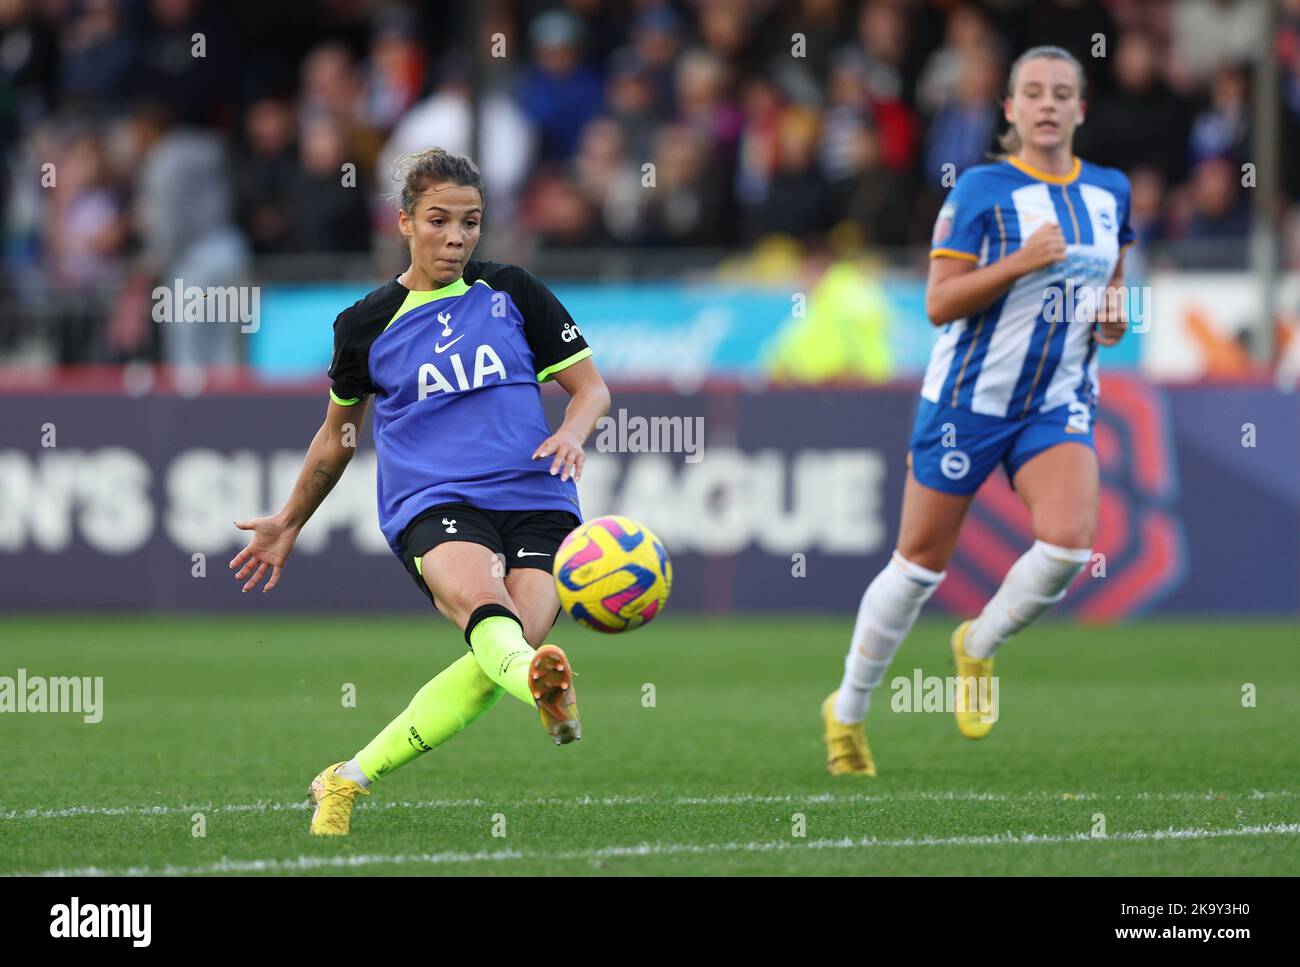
left=1, top=614, right=1297, bottom=875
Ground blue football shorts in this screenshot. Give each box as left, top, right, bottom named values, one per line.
left=908, top=397, right=1096, bottom=495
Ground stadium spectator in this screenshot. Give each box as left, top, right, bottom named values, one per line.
left=299, top=42, right=364, bottom=128
left=922, top=46, right=1001, bottom=190
left=1123, top=164, right=1170, bottom=279
left=572, top=115, right=627, bottom=214
left=1129, top=164, right=1172, bottom=245
left=0, top=0, right=59, bottom=182
left=820, top=50, right=876, bottom=185
left=289, top=113, right=371, bottom=255
left=5, top=0, right=1266, bottom=272
left=820, top=48, right=912, bottom=246
left=0, top=0, right=1284, bottom=370
left=1172, top=0, right=1268, bottom=81
left=745, top=105, right=832, bottom=243
left=133, top=103, right=249, bottom=365
left=915, top=4, right=1002, bottom=116
left=360, top=6, right=428, bottom=134
left=234, top=97, right=298, bottom=255
left=674, top=47, right=744, bottom=171
left=377, top=59, right=535, bottom=225
left=521, top=167, right=608, bottom=249
left=298, top=41, right=375, bottom=172
left=629, top=6, right=686, bottom=114
left=837, top=126, right=913, bottom=247
left=44, top=129, right=125, bottom=362
left=1171, top=156, right=1252, bottom=267
left=1189, top=63, right=1252, bottom=166
left=602, top=47, right=664, bottom=166
left=59, top=0, right=135, bottom=116
left=134, top=0, right=231, bottom=125
left=696, top=0, right=757, bottom=70
left=515, top=10, right=604, bottom=162
left=610, top=122, right=728, bottom=247
left=844, top=0, right=918, bottom=174
left=1074, top=30, right=1192, bottom=183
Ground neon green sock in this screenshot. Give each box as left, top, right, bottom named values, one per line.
left=468, top=615, right=537, bottom=707
left=354, top=653, right=503, bottom=782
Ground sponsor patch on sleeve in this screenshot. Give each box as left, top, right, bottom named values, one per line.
left=932, top=202, right=956, bottom=246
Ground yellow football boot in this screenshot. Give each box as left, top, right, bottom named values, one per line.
left=308, top=761, right=369, bottom=835
left=951, top=620, right=997, bottom=739
left=821, top=691, right=877, bottom=776
left=530, top=644, right=581, bottom=745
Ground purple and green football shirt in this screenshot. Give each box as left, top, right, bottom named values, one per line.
left=327, top=259, right=592, bottom=552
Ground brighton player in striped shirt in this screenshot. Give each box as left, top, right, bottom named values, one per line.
left=822, top=46, right=1134, bottom=774
left=229, top=148, right=611, bottom=832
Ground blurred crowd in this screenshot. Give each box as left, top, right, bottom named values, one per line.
left=2, top=0, right=1300, bottom=363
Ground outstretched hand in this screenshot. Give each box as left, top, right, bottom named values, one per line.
left=229, top=516, right=298, bottom=593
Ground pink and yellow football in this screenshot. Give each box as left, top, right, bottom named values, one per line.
left=553, top=516, right=672, bottom=633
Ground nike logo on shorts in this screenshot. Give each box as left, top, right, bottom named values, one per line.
left=516, top=549, right=550, bottom=558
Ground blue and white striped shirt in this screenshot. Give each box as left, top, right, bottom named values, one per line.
left=924, top=156, right=1134, bottom=419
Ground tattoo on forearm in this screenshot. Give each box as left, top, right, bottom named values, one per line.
left=307, top=461, right=340, bottom=503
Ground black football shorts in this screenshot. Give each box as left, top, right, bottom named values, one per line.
left=398, top=502, right=581, bottom=607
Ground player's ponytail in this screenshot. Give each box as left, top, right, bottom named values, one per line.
left=995, top=45, right=1087, bottom=157
left=391, top=147, right=486, bottom=227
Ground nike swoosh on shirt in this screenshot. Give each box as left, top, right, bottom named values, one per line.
left=516, top=549, right=551, bottom=558
left=434, top=334, right=465, bottom=353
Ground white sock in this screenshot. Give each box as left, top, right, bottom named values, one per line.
left=335, top=758, right=372, bottom=787
left=964, top=540, right=1092, bottom=659
left=834, top=552, right=945, bottom=724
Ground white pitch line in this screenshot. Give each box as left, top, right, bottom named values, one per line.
left=2, top=789, right=1296, bottom=822
left=19, top=823, right=1300, bottom=877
